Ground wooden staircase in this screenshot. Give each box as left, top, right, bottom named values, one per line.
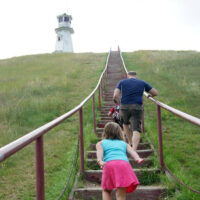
left=69, top=51, right=167, bottom=200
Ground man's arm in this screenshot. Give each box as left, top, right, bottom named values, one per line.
left=148, top=88, right=158, bottom=97
left=113, top=88, right=121, bottom=104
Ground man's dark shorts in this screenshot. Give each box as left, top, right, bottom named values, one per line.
left=119, top=104, right=143, bottom=133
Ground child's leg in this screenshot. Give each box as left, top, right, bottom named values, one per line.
left=115, top=118, right=121, bottom=127
left=116, top=187, right=126, bottom=200
left=102, top=189, right=112, bottom=200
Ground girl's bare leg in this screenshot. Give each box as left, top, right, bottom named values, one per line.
left=103, top=189, right=112, bottom=200
left=116, top=187, right=126, bottom=200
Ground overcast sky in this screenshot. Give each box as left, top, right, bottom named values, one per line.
left=0, top=0, right=200, bottom=59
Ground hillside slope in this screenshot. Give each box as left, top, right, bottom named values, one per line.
left=123, top=50, right=200, bottom=199
left=0, top=52, right=106, bottom=199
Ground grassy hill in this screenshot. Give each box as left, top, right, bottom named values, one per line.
left=123, top=50, right=200, bottom=200
left=1, top=51, right=200, bottom=200
left=0, top=52, right=106, bottom=199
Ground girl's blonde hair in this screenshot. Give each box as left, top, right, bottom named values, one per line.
left=102, top=122, right=124, bottom=140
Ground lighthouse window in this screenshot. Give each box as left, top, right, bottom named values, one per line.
left=59, top=17, right=63, bottom=22
left=58, top=36, right=61, bottom=41
left=64, top=16, right=69, bottom=22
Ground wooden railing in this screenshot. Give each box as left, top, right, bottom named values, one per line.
left=0, top=51, right=111, bottom=200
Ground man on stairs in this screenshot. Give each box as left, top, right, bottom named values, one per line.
left=113, top=71, right=158, bottom=150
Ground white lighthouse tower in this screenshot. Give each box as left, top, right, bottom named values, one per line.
left=55, top=13, right=74, bottom=52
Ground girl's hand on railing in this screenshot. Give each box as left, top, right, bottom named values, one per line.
left=135, top=158, right=145, bottom=164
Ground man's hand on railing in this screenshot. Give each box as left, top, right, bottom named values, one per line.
left=148, top=88, right=158, bottom=97
left=147, top=94, right=153, bottom=98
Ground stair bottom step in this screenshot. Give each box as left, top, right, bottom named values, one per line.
left=73, top=186, right=167, bottom=200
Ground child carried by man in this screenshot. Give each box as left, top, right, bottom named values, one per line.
left=107, top=100, right=123, bottom=128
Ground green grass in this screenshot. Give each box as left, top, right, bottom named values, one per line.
left=138, top=170, right=160, bottom=186
left=1, top=50, right=200, bottom=199
left=123, top=50, right=200, bottom=200
left=0, top=52, right=106, bottom=199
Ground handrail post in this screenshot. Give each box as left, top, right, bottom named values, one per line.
left=103, top=73, right=106, bottom=92
left=100, top=80, right=103, bottom=98
left=102, top=75, right=105, bottom=93
left=92, top=94, right=96, bottom=133
left=79, top=107, right=84, bottom=173
left=98, top=86, right=101, bottom=112
left=35, top=136, right=45, bottom=200
left=157, top=105, right=164, bottom=170
left=106, top=68, right=108, bottom=79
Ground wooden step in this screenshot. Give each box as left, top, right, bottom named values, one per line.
left=103, top=96, right=113, bottom=100
left=72, top=185, right=167, bottom=200
left=103, top=92, right=113, bottom=95
left=100, top=116, right=112, bottom=120
left=96, top=128, right=104, bottom=133
left=87, top=149, right=154, bottom=159
left=95, top=132, right=144, bottom=142
left=97, top=132, right=143, bottom=139
left=97, top=123, right=105, bottom=128
left=103, top=98, right=113, bottom=101
left=101, top=102, right=114, bottom=108
left=100, top=111, right=112, bottom=115
left=98, top=119, right=112, bottom=124
left=102, top=106, right=115, bottom=109
left=90, top=142, right=151, bottom=150
left=103, top=100, right=113, bottom=103
left=87, top=157, right=153, bottom=169
left=100, top=114, right=112, bottom=118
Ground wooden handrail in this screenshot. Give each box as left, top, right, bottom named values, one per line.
left=143, top=91, right=200, bottom=127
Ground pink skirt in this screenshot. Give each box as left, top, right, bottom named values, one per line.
left=101, top=160, right=139, bottom=193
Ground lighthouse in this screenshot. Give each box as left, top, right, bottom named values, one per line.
left=55, top=13, right=74, bottom=52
